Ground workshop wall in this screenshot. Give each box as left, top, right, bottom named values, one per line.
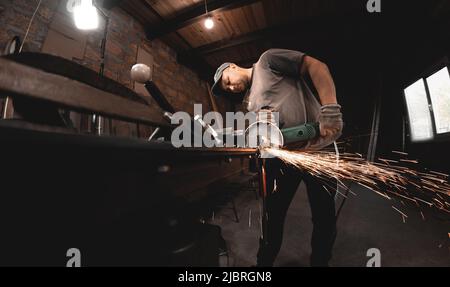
left=0, top=0, right=214, bottom=136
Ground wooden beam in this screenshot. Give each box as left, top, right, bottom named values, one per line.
left=180, top=8, right=367, bottom=59
left=119, top=0, right=192, bottom=51
left=140, top=0, right=194, bottom=51
left=146, top=0, right=261, bottom=39
left=0, top=58, right=168, bottom=127
left=179, top=24, right=282, bottom=62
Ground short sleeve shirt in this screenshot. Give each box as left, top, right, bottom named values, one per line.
left=244, top=49, right=321, bottom=129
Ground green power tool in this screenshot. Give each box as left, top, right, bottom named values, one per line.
left=244, top=121, right=321, bottom=149
left=281, top=122, right=321, bottom=145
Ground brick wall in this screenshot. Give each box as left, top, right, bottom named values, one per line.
left=0, top=0, right=215, bottom=136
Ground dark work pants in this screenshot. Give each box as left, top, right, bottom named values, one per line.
left=257, top=158, right=337, bottom=267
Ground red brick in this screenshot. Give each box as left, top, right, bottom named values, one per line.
left=106, top=40, right=124, bottom=58
left=84, top=45, right=101, bottom=62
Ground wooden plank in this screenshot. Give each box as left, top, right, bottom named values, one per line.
left=0, top=58, right=168, bottom=127
left=0, top=120, right=78, bottom=135
left=150, top=0, right=202, bottom=19
left=0, top=121, right=257, bottom=157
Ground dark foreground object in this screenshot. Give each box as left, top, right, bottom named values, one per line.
left=0, top=123, right=254, bottom=266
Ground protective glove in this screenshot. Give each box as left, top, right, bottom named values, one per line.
left=308, top=104, right=343, bottom=150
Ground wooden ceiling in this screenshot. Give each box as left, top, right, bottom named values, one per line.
left=106, top=0, right=450, bottom=79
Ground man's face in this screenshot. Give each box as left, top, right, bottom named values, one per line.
left=220, top=65, right=248, bottom=94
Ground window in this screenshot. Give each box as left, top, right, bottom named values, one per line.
left=426, top=67, right=450, bottom=134
left=404, top=65, right=450, bottom=142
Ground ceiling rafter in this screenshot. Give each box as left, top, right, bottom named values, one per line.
left=179, top=4, right=368, bottom=63
left=146, top=0, right=261, bottom=40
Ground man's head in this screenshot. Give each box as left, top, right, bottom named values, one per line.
left=212, top=63, right=251, bottom=97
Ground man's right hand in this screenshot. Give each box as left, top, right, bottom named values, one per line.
left=309, top=104, right=343, bottom=150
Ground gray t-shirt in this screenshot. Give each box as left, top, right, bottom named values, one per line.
left=244, top=49, right=321, bottom=129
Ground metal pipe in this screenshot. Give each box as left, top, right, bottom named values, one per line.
left=95, top=115, right=103, bottom=136
left=2, top=97, right=9, bottom=119
left=148, top=127, right=160, bottom=141
left=93, top=3, right=110, bottom=136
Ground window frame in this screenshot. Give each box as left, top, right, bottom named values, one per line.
left=403, top=57, right=450, bottom=143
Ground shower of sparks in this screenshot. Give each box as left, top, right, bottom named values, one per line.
left=265, top=148, right=450, bottom=218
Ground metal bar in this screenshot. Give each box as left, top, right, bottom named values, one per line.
left=2, top=97, right=10, bottom=119
left=148, top=127, right=160, bottom=141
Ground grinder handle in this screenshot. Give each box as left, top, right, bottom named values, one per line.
left=281, top=122, right=320, bottom=145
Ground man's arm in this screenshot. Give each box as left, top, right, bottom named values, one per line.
left=300, top=56, right=337, bottom=105
left=300, top=56, right=342, bottom=139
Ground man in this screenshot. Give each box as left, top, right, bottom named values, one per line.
left=211, top=49, right=344, bottom=266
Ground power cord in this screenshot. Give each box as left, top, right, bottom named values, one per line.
left=19, top=0, right=43, bottom=53
left=334, top=141, right=353, bottom=220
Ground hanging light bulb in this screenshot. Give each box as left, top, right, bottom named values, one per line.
left=204, top=16, right=214, bottom=29
left=203, top=0, right=214, bottom=30
left=73, top=0, right=99, bottom=30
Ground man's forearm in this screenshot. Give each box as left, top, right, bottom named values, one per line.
left=302, top=57, right=337, bottom=105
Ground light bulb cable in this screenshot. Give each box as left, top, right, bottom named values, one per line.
left=204, top=0, right=209, bottom=15
left=19, top=0, right=43, bottom=53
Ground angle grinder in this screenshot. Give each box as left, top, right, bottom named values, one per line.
left=245, top=121, right=321, bottom=150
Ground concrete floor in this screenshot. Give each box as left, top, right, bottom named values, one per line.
left=207, top=174, right=450, bottom=267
